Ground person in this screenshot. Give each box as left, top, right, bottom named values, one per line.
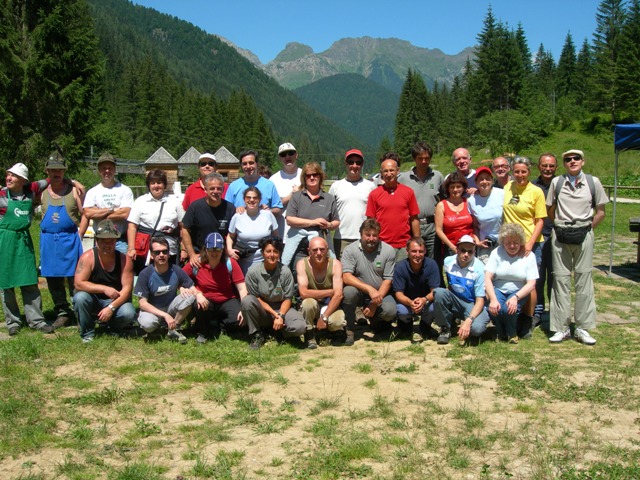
left=433, top=235, right=490, bottom=345
left=492, top=156, right=512, bottom=189
left=447, top=148, right=476, bottom=192
left=468, top=166, right=504, bottom=263
left=392, top=237, right=440, bottom=341
left=83, top=153, right=134, bottom=254
left=328, top=149, right=376, bottom=258
left=241, top=236, right=306, bottom=350
left=484, top=224, right=539, bottom=343
left=365, top=158, right=420, bottom=260
left=342, top=219, right=397, bottom=335
left=182, top=172, right=235, bottom=268
left=258, top=164, right=272, bottom=179
left=296, top=237, right=349, bottom=349
left=282, top=162, right=339, bottom=268
left=502, top=156, right=547, bottom=338
left=133, top=236, right=196, bottom=343
left=532, top=153, right=558, bottom=323
left=1, top=163, right=55, bottom=335
left=546, top=149, right=608, bottom=345
left=225, top=150, right=283, bottom=214
left=183, top=232, right=247, bottom=344
left=435, top=172, right=474, bottom=257
left=73, top=219, right=136, bottom=343
left=182, top=152, right=229, bottom=210
left=127, top=169, right=184, bottom=274
left=227, top=186, right=278, bottom=274
left=40, top=152, right=85, bottom=328
left=371, top=151, right=402, bottom=185
left=398, top=141, right=444, bottom=260
left=269, top=142, right=301, bottom=238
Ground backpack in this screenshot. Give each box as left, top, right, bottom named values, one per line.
left=554, top=173, right=596, bottom=210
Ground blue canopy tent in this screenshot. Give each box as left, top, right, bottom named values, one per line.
left=611, top=124, right=640, bottom=274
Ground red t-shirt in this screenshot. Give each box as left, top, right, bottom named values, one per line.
left=183, top=258, right=244, bottom=303
left=365, top=184, right=419, bottom=248
left=441, top=199, right=473, bottom=245
left=182, top=180, right=229, bottom=210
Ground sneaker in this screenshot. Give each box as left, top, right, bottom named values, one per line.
left=81, top=336, right=94, bottom=344
left=52, top=316, right=71, bottom=329
left=249, top=332, right=265, bottom=350
left=508, top=336, right=519, bottom=344
left=39, top=324, right=55, bottom=334
left=344, top=330, right=355, bottom=347
left=168, top=329, right=188, bottom=344
left=196, top=333, right=207, bottom=345
left=574, top=328, right=596, bottom=345
left=549, top=329, right=571, bottom=343
left=7, top=325, right=20, bottom=336
left=412, top=332, right=424, bottom=343
left=305, top=331, right=318, bottom=350
left=437, top=329, right=451, bottom=345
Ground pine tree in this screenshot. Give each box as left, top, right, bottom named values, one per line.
left=393, top=69, right=431, bottom=161
left=556, top=33, right=577, bottom=97
left=616, top=0, right=640, bottom=117
left=575, top=39, right=594, bottom=107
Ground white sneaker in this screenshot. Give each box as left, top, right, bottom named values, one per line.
left=574, top=328, right=596, bottom=345
left=549, top=329, right=571, bottom=343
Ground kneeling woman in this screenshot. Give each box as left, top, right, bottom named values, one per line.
left=241, top=236, right=306, bottom=349
left=484, top=224, right=539, bottom=343
left=183, top=232, right=247, bottom=344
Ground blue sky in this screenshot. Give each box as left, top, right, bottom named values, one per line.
left=133, top=0, right=601, bottom=64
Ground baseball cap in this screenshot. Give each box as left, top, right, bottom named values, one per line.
left=475, top=166, right=493, bottom=179
left=345, top=149, right=364, bottom=160
left=457, top=235, right=475, bottom=245
left=199, top=153, right=217, bottom=164
left=46, top=152, right=67, bottom=170
left=562, top=149, right=584, bottom=159
left=7, top=163, right=29, bottom=181
left=97, top=152, right=117, bottom=166
left=94, top=220, right=120, bottom=239
left=278, top=143, right=297, bottom=155
left=204, top=232, right=224, bottom=250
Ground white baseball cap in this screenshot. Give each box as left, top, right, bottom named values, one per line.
left=7, top=163, right=29, bottom=181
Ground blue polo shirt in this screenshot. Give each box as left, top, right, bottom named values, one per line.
left=443, top=255, right=485, bottom=304
left=392, top=257, right=441, bottom=299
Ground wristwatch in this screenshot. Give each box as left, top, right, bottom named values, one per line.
left=320, top=314, right=328, bottom=323
left=108, top=304, right=116, bottom=312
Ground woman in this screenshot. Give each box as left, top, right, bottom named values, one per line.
left=435, top=172, right=474, bottom=256
left=127, top=169, right=184, bottom=274
left=485, top=224, right=538, bottom=344
left=241, top=236, right=306, bottom=350
left=227, top=187, right=278, bottom=274
left=502, top=157, right=547, bottom=337
left=468, top=166, right=504, bottom=263
left=183, top=232, right=247, bottom=344
left=282, top=162, right=339, bottom=268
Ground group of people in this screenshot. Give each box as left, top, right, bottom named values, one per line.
left=1, top=141, right=608, bottom=348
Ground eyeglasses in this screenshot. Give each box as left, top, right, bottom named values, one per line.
left=458, top=247, right=474, bottom=254
left=564, top=155, right=582, bottom=162
left=305, top=173, right=320, bottom=179
left=455, top=156, right=470, bottom=162
left=493, top=164, right=509, bottom=170
left=346, top=159, right=363, bottom=166
left=152, top=249, right=169, bottom=256
left=199, top=161, right=216, bottom=167
left=279, top=151, right=296, bottom=158
left=509, top=195, right=520, bottom=205
left=310, top=247, right=327, bottom=252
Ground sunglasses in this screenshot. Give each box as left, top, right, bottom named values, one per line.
left=199, top=161, right=216, bottom=167
left=152, top=249, right=169, bottom=255
left=279, top=151, right=295, bottom=158
left=564, top=155, right=582, bottom=162
left=346, top=159, right=363, bottom=166
left=509, top=195, right=520, bottom=205
left=305, top=173, right=320, bottom=179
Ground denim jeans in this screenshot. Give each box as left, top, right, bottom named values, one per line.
left=73, top=291, right=135, bottom=340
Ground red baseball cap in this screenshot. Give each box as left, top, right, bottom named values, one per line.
left=475, top=166, right=493, bottom=179
left=345, top=149, right=364, bottom=160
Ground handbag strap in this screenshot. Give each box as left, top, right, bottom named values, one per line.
left=150, top=201, right=165, bottom=237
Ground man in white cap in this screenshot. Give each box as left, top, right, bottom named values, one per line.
left=182, top=152, right=228, bottom=211
left=270, top=142, right=302, bottom=238
left=1, top=163, right=55, bottom=335
left=546, top=149, right=608, bottom=345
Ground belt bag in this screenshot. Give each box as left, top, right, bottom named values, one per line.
left=555, top=225, right=591, bottom=244
left=134, top=231, right=152, bottom=256
left=234, top=239, right=257, bottom=259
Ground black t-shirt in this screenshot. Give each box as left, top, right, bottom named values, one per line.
left=183, top=198, right=235, bottom=250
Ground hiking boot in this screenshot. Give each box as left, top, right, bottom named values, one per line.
left=549, top=329, right=571, bottom=343
left=7, top=325, right=20, bottom=336
left=304, top=331, right=318, bottom=350
left=196, top=333, right=208, bottom=345
left=52, top=316, right=71, bottom=328
left=343, top=329, right=355, bottom=346
left=437, top=328, right=451, bottom=345
left=412, top=332, right=424, bottom=343
left=508, top=336, right=519, bottom=344
left=39, top=324, right=55, bottom=334
left=168, top=329, right=187, bottom=344
left=249, top=332, right=265, bottom=350
left=574, top=328, right=596, bottom=345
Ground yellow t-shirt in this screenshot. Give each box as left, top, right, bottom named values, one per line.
left=502, top=181, right=547, bottom=243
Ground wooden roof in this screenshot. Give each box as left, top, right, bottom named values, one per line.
left=177, top=146, right=201, bottom=165
left=144, top=147, right=177, bottom=165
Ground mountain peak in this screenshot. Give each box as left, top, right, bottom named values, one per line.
left=273, top=42, right=314, bottom=63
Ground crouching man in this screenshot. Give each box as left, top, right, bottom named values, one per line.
left=433, top=235, right=489, bottom=345
left=134, top=236, right=196, bottom=343
left=73, top=220, right=136, bottom=342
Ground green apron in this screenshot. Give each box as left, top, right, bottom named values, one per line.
left=0, top=195, right=38, bottom=289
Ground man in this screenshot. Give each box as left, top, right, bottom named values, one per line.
left=225, top=150, right=283, bottom=214
left=296, top=237, right=349, bottom=349
left=398, top=141, right=444, bottom=260
left=448, top=148, right=476, bottom=192
left=433, top=235, right=489, bottom=345
left=182, top=152, right=228, bottom=210
left=366, top=158, right=420, bottom=260
left=40, top=152, right=84, bottom=328
left=546, top=149, right=608, bottom=345
left=134, top=236, right=196, bottom=343
left=1, top=163, right=54, bottom=335
left=342, top=218, right=397, bottom=335
left=392, top=237, right=441, bottom=340
left=533, top=153, right=558, bottom=325
left=182, top=172, right=235, bottom=267
left=328, top=149, right=376, bottom=258
left=73, top=219, right=136, bottom=343
left=270, top=142, right=302, bottom=237
left=492, top=156, right=512, bottom=189
left=83, top=153, right=134, bottom=254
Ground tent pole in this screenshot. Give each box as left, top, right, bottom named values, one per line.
left=609, top=151, right=618, bottom=276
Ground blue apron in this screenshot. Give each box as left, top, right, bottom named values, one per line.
left=40, top=201, right=83, bottom=277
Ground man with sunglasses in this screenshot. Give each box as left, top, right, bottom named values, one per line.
left=182, top=153, right=228, bottom=210
left=546, top=149, right=608, bottom=345
left=270, top=143, right=302, bottom=238
left=134, top=236, right=196, bottom=343
left=328, top=149, right=376, bottom=258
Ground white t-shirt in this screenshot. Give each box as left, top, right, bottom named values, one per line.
left=127, top=193, right=185, bottom=255
left=329, top=177, right=376, bottom=240
left=485, top=246, right=539, bottom=294
left=270, top=168, right=302, bottom=238
left=83, top=182, right=134, bottom=236
left=229, top=209, right=278, bottom=273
